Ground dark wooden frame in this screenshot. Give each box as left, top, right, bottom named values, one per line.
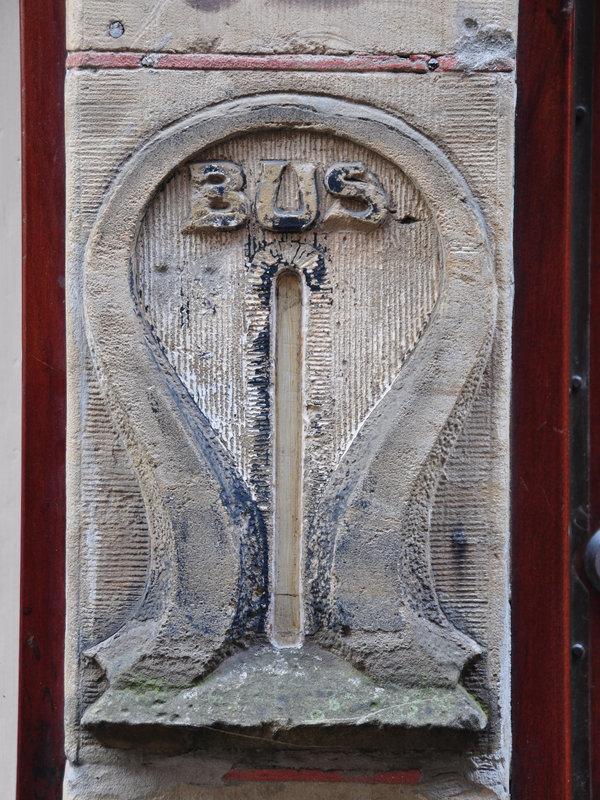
left=511, top=1, right=574, bottom=797
left=587, top=2, right=600, bottom=797
left=17, top=0, right=66, bottom=798
left=16, top=0, right=593, bottom=798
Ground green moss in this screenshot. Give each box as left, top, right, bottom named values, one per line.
left=84, top=644, right=488, bottom=733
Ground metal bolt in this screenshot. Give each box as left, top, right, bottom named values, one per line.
left=576, top=105, right=587, bottom=121
left=584, top=529, right=600, bottom=592
left=109, top=20, right=125, bottom=38
left=428, top=58, right=439, bottom=71
left=572, top=643, right=586, bottom=660
left=571, top=374, right=583, bottom=392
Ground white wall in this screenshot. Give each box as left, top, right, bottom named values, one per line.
left=0, top=0, right=22, bottom=795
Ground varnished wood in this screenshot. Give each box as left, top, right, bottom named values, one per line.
left=17, top=0, right=66, bottom=798
left=512, top=1, right=574, bottom=797
left=587, top=2, right=600, bottom=794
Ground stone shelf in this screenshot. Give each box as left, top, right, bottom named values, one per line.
left=82, top=643, right=487, bottom=736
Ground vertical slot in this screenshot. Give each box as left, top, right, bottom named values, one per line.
left=272, top=270, right=304, bottom=647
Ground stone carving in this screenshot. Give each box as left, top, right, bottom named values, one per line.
left=79, top=94, right=496, bottom=736
left=256, top=161, right=318, bottom=231
left=322, top=162, right=388, bottom=230
left=184, top=161, right=249, bottom=231
left=185, top=158, right=389, bottom=234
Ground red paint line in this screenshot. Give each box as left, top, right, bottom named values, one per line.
left=68, top=50, right=141, bottom=68
left=225, top=768, right=422, bottom=784
left=66, top=51, right=514, bottom=73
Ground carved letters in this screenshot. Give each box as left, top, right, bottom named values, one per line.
left=322, top=162, right=388, bottom=230
left=184, top=160, right=389, bottom=233
left=256, top=160, right=318, bottom=231
left=184, top=161, right=249, bottom=231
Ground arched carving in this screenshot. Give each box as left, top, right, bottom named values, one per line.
left=81, top=94, right=496, bottom=730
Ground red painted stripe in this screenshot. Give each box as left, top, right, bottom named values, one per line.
left=68, top=50, right=141, bottom=68
left=66, top=50, right=514, bottom=73
left=225, top=768, right=421, bottom=784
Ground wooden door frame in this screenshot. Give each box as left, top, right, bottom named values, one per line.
left=511, top=1, right=574, bottom=797
left=586, top=1, right=600, bottom=797
left=16, top=0, right=593, bottom=797
left=18, top=0, right=66, bottom=798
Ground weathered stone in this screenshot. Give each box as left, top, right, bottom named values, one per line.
left=255, top=161, right=319, bottom=231
left=65, top=18, right=514, bottom=798
left=66, top=0, right=516, bottom=59
left=184, top=162, right=249, bottom=231
left=82, top=643, right=487, bottom=733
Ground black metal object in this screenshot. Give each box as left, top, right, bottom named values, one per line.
left=571, top=0, right=596, bottom=797
left=584, top=530, right=600, bottom=592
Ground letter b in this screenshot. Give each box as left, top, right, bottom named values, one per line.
left=184, top=162, right=249, bottom=232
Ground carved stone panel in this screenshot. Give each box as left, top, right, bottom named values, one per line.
left=66, top=69, right=513, bottom=800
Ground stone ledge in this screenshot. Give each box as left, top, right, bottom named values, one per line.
left=82, top=644, right=487, bottom=738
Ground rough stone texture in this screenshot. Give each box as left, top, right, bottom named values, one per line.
left=64, top=758, right=500, bottom=800
left=65, top=59, right=513, bottom=800
left=66, top=0, right=516, bottom=58
left=82, top=644, right=487, bottom=733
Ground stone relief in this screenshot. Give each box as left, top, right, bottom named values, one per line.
left=78, top=94, right=497, bottom=739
